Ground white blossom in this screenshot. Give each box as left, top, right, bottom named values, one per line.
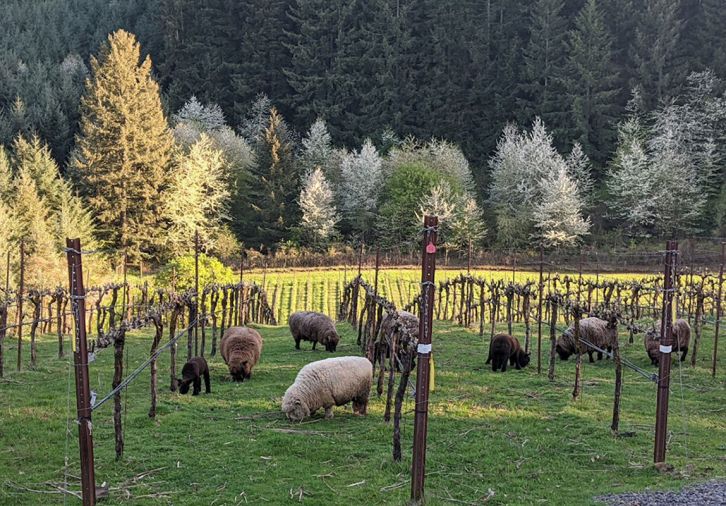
left=299, top=168, right=338, bottom=243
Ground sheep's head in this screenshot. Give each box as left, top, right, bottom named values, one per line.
left=518, top=351, right=531, bottom=368
left=325, top=331, right=340, bottom=352
left=645, top=326, right=659, bottom=342
left=284, top=397, right=310, bottom=422
left=178, top=379, right=192, bottom=394
left=555, top=341, right=572, bottom=361
left=228, top=357, right=252, bottom=382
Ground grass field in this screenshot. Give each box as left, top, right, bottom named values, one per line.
left=240, top=267, right=653, bottom=323
left=1, top=319, right=723, bottom=505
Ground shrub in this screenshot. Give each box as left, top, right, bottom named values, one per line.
left=156, top=253, right=235, bottom=291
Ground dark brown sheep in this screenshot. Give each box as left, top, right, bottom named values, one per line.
left=645, top=319, right=690, bottom=365
left=489, top=333, right=530, bottom=372
left=220, top=327, right=263, bottom=381
left=288, top=311, right=340, bottom=352
left=178, top=357, right=210, bottom=395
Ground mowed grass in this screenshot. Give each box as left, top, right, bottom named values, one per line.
left=243, top=267, right=654, bottom=323
left=0, top=321, right=724, bottom=505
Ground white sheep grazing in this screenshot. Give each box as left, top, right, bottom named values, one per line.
left=282, top=356, right=373, bottom=422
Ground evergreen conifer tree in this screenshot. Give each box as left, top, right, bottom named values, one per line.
left=564, top=0, right=620, bottom=166
left=72, top=30, right=174, bottom=261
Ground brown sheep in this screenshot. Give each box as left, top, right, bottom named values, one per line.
left=489, top=333, right=530, bottom=372
left=220, top=327, right=263, bottom=381
left=177, top=357, right=210, bottom=395
left=645, top=319, right=690, bottom=366
left=556, top=316, right=618, bottom=363
left=288, top=311, right=340, bottom=352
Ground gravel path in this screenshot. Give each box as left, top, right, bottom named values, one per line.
left=595, top=480, right=726, bottom=505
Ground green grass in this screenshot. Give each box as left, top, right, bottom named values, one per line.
left=0, top=321, right=724, bottom=505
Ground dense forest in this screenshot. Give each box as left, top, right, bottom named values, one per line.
left=1, top=0, right=725, bottom=272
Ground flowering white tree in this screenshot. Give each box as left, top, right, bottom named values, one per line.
left=300, top=118, right=334, bottom=179
left=172, top=96, right=226, bottom=131
left=533, top=166, right=590, bottom=247
left=608, top=76, right=722, bottom=238
left=489, top=117, right=590, bottom=247
left=339, top=139, right=383, bottom=235
left=448, top=196, right=487, bottom=252
left=299, top=167, right=338, bottom=245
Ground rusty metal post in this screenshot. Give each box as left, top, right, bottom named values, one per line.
left=713, top=243, right=724, bottom=377
left=411, top=215, right=437, bottom=504
left=66, top=238, right=96, bottom=506
left=16, top=239, right=24, bottom=371
left=537, top=247, right=544, bottom=374
left=654, top=240, right=677, bottom=464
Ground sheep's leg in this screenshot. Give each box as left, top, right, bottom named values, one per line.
left=680, top=347, right=688, bottom=362
left=596, top=351, right=603, bottom=361
left=607, top=346, right=612, bottom=359
left=203, top=370, right=211, bottom=393
left=324, top=406, right=333, bottom=419
left=294, top=337, right=301, bottom=350
left=491, top=358, right=498, bottom=372
left=501, top=360, right=507, bottom=372
left=588, top=351, right=595, bottom=363
left=193, top=378, right=201, bottom=396
left=312, top=340, right=317, bottom=351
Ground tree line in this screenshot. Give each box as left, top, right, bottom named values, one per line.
left=0, top=0, right=725, bottom=279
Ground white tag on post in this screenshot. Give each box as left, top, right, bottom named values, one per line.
left=417, top=343, right=432, bottom=354
left=659, top=345, right=672, bottom=354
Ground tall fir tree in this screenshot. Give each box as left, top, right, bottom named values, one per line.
left=243, top=107, right=300, bottom=248
left=564, top=0, right=620, bottom=168
left=517, top=0, right=567, bottom=132
left=631, top=0, right=684, bottom=108
left=72, top=30, right=174, bottom=261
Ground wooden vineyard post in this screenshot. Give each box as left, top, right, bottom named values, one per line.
left=571, top=306, right=583, bottom=400
left=713, top=242, right=724, bottom=377
left=16, top=239, right=24, bottom=371
left=611, top=330, right=623, bottom=433
left=113, top=328, right=126, bottom=460
left=411, top=215, right=437, bottom=504
left=193, top=229, right=200, bottom=358
left=537, top=247, right=544, bottom=374
left=547, top=296, right=558, bottom=381
left=65, top=238, right=97, bottom=506
left=654, top=240, right=677, bottom=464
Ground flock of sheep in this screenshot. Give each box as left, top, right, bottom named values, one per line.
left=174, top=309, right=691, bottom=420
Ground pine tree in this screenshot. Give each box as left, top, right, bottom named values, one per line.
left=564, top=0, right=620, bottom=166
left=299, top=168, right=338, bottom=247
left=12, top=135, right=65, bottom=207
left=518, top=0, right=567, bottom=130
left=72, top=30, right=174, bottom=261
left=631, top=0, right=684, bottom=109
left=244, top=107, right=300, bottom=248
left=228, top=0, right=293, bottom=119
left=0, top=146, right=12, bottom=202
